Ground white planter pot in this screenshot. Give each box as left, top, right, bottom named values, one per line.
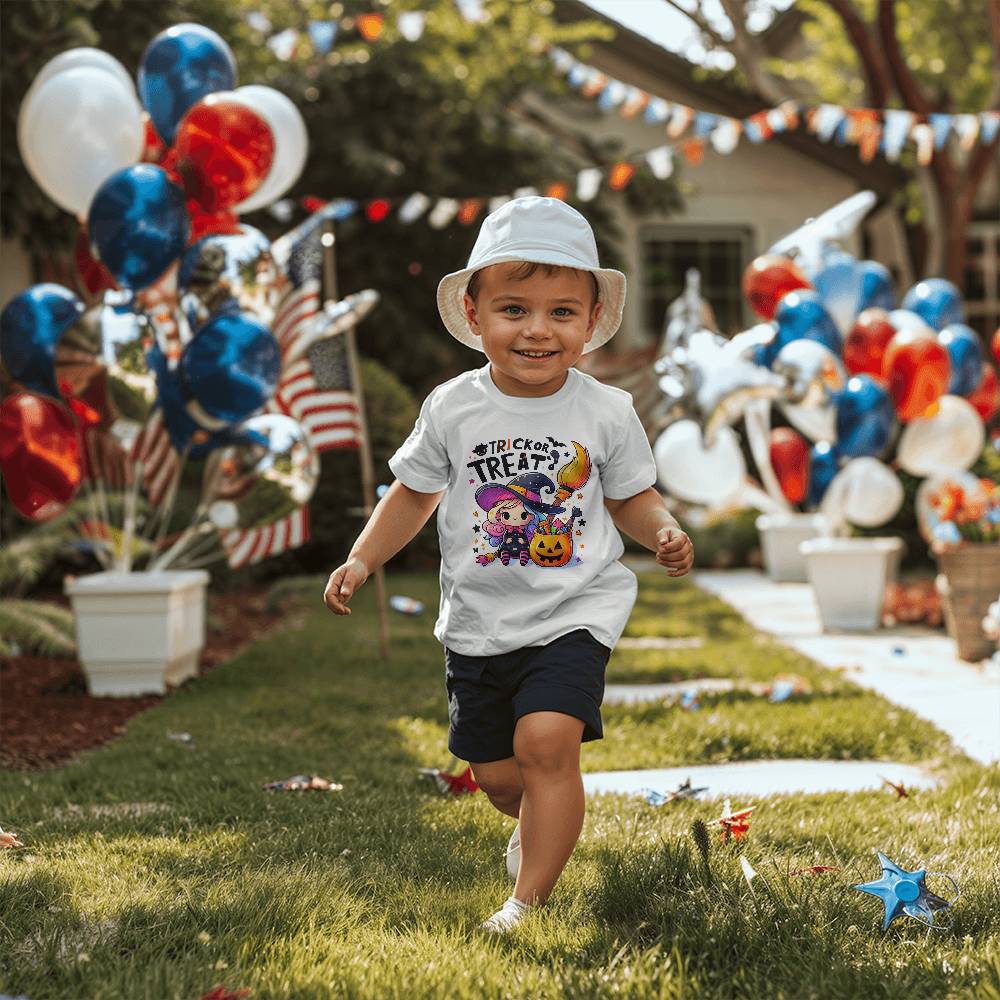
left=756, top=513, right=832, bottom=583
left=65, top=571, right=210, bottom=697
left=798, top=537, right=903, bottom=632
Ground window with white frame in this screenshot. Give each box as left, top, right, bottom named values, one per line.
left=964, top=221, right=1000, bottom=338
left=641, top=226, right=752, bottom=339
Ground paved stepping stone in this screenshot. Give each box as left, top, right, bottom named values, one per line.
left=616, top=636, right=704, bottom=650
left=604, top=678, right=735, bottom=705
left=582, top=759, right=939, bottom=799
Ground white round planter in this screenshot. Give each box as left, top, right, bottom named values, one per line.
left=798, top=537, right=903, bottom=632
left=65, top=570, right=209, bottom=697
left=756, top=513, right=832, bottom=583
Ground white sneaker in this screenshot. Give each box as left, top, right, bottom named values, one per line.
left=504, top=823, right=520, bottom=881
left=480, top=895, right=532, bottom=933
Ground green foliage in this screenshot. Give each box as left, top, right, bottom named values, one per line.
left=685, top=506, right=762, bottom=570
left=0, top=598, right=76, bottom=657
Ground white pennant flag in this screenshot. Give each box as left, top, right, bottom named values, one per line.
left=952, top=113, right=980, bottom=151
left=576, top=167, right=602, bottom=202
left=397, top=11, right=427, bottom=42
left=513, top=186, right=539, bottom=199
left=815, top=103, right=845, bottom=142
left=644, top=96, right=671, bottom=124
left=882, top=109, right=914, bottom=161
left=710, top=118, right=741, bottom=155
left=267, top=28, right=299, bottom=61
left=488, top=195, right=511, bottom=214
left=428, top=198, right=461, bottom=228
left=911, top=122, right=934, bottom=165
left=398, top=192, right=431, bottom=223
left=645, top=145, right=674, bottom=179
left=549, top=48, right=575, bottom=74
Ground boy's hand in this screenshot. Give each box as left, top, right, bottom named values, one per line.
left=323, top=558, right=369, bottom=615
left=656, top=527, right=693, bottom=577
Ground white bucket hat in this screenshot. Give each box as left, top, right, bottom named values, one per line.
left=436, top=196, right=627, bottom=354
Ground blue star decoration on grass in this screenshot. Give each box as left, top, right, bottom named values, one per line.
left=853, top=852, right=957, bottom=930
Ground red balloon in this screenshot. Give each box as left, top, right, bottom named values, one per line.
left=843, top=308, right=896, bottom=377
left=186, top=201, right=241, bottom=244
left=171, top=96, right=274, bottom=213
left=140, top=111, right=166, bottom=164
left=0, top=393, right=82, bottom=522
left=74, top=225, right=118, bottom=296
left=742, top=255, right=812, bottom=320
left=882, top=329, right=950, bottom=422
left=992, top=327, right=1000, bottom=365
left=769, top=427, right=810, bottom=504
left=967, top=363, right=1000, bottom=423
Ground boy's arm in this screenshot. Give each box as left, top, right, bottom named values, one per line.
left=604, top=487, right=694, bottom=577
left=324, top=480, right=443, bottom=614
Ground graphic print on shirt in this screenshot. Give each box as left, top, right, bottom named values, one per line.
left=469, top=439, right=592, bottom=568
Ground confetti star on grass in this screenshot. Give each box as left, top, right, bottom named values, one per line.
left=879, top=775, right=909, bottom=798
left=853, top=852, right=955, bottom=930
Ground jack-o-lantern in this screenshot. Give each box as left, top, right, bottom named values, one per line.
left=530, top=532, right=573, bottom=567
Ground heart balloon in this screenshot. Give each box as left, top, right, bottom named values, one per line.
left=138, top=23, right=237, bottom=145
left=897, top=395, right=985, bottom=476
left=843, top=308, right=896, bottom=377
left=0, top=284, right=84, bottom=398
left=170, top=95, right=274, bottom=212
left=835, top=374, right=896, bottom=458
left=0, top=392, right=82, bottom=521
left=882, top=329, right=951, bottom=421
left=902, top=278, right=964, bottom=331
left=938, top=323, right=984, bottom=397
left=653, top=419, right=745, bottom=505
left=769, top=427, right=810, bottom=503
left=741, top=255, right=811, bottom=321
left=966, top=363, right=1000, bottom=423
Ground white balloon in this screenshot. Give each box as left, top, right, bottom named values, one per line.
left=653, top=419, right=746, bottom=505
left=31, top=47, right=134, bottom=96
left=820, top=456, right=903, bottom=528
left=231, top=85, right=308, bottom=213
left=897, top=395, right=985, bottom=476
left=20, top=66, right=143, bottom=216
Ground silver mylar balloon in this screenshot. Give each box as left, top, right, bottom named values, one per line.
left=780, top=399, right=837, bottom=442
left=179, top=225, right=282, bottom=332
left=282, top=289, right=380, bottom=366
left=203, top=413, right=319, bottom=531
left=772, top=339, right=846, bottom=406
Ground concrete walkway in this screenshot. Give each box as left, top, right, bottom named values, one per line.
left=694, top=570, right=1000, bottom=766
left=583, top=759, right=939, bottom=800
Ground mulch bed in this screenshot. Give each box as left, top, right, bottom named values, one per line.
left=0, top=587, right=287, bottom=771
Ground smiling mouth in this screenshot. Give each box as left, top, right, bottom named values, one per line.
left=514, top=349, right=558, bottom=359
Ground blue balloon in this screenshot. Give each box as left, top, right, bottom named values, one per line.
left=857, top=260, right=896, bottom=311
left=807, top=441, right=839, bottom=508
left=0, top=284, right=84, bottom=397
left=138, top=23, right=237, bottom=145
left=812, top=249, right=862, bottom=334
left=901, top=278, right=964, bottom=330
left=88, top=165, right=190, bottom=291
left=180, top=312, right=280, bottom=427
left=762, top=290, right=841, bottom=366
left=835, top=375, right=896, bottom=459
left=938, top=323, right=984, bottom=396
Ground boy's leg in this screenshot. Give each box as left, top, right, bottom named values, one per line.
left=470, top=757, right=523, bottom=818
left=511, top=711, right=585, bottom=906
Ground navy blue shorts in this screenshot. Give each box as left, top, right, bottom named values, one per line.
left=444, top=628, right=612, bottom=764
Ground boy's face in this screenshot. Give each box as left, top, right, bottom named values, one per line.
left=462, top=264, right=602, bottom=396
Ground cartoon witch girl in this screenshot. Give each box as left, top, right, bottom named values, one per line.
left=474, top=473, right=564, bottom=567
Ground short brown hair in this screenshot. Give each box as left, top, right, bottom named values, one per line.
left=466, top=261, right=599, bottom=306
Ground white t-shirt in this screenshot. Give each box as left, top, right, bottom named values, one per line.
left=388, top=363, right=657, bottom=656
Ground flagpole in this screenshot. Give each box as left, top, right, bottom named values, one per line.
left=320, top=218, right=391, bottom=660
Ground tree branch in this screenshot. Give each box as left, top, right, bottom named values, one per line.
left=990, top=0, right=1000, bottom=107
left=820, top=0, right=891, bottom=106
left=876, top=0, right=933, bottom=113
left=717, top=0, right=796, bottom=104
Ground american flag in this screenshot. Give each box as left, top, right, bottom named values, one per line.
left=220, top=505, right=310, bottom=570
left=131, top=408, right=181, bottom=508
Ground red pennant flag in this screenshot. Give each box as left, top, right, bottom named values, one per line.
left=680, top=138, right=706, bottom=165
left=608, top=162, right=636, bottom=191
left=456, top=198, right=485, bottom=226
left=365, top=199, right=391, bottom=222
left=544, top=181, right=570, bottom=201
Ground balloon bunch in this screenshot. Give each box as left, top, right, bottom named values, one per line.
left=653, top=192, right=999, bottom=535
left=2, top=27, right=378, bottom=574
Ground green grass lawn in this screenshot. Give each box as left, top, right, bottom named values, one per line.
left=1, top=571, right=998, bottom=1000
